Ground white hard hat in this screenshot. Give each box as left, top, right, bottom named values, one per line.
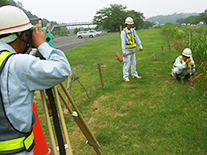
left=182, top=48, right=192, bottom=57
left=0, top=5, right=33, bottom=35
left=125, top=17, right=134, bottom=25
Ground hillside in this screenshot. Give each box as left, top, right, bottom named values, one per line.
left=146, top=12, right=199, bottom=24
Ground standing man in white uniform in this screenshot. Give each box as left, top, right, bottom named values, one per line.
left=121, top=17, right=143, bottom=82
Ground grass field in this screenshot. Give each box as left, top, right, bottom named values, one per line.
left=34, top=28, right=207, bottom=155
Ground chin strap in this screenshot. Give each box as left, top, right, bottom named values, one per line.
left=15, top=29, right=33, bottom=54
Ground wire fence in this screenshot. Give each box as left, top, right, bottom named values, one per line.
left=66, top=30, right=173, bottom=99
left=68, top=52, right=157, bottom=99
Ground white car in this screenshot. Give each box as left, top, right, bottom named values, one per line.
left=76, top=31, right=95, bottom=38
left=96, top=31, right=102, bottom=35
left=87, top=30, right=99, bottom=37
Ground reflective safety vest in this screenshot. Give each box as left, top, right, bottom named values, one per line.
left=0, top=50, right=35, bottom=154
left=124, top=28, right=136, bottom=48
left=173, top=55, right=190, bottom=69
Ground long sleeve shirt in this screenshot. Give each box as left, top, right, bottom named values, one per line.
left=0, top=42, right=71, bottom=132
left=121, top=27, right=143, bottom=54
left=173, top=56, right=195, bottom=70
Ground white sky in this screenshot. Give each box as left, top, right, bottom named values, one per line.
left=16, top=0, right=207, bottom=23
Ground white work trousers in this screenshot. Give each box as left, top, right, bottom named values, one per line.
left=123, top=49, right=139, bottom=80
left=172, top=67, right=195, bottom=76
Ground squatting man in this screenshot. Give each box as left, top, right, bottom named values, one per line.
left=171, top=48, right=195, bottom=82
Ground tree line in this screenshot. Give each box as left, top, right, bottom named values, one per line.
left=1, top=0, right=206, bottom=34
left=0, top=0, right=66, bottom=35
left=176, top=10, right=207, bottom=25
left=93, top=4, right=151, bottom=31
left=1, top=1, right=154, bottom=33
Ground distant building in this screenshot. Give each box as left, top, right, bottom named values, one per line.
left=199, top=21, right=204, bottom=25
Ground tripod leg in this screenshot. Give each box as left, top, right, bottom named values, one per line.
left=53, top=86, right=73, bottom=155
left=59, top=83, right=104, bottom=155
left=40, top=90, right=58, bottom=155
left=46, top=88, right=66, bottom=155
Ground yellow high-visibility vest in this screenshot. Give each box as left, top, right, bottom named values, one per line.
left=124, top=28, right=136, bottom=48
left=0, top=51, right=13, bottom=69
left=173, top=56, right=190, bottom=69
left=0, top=132, right=34, bottom=152
left=0, top=50, right=35, bottom=154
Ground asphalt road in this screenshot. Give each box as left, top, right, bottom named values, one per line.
left=53, top=33, right=119, bottom=52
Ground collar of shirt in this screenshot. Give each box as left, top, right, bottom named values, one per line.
left=0, top=42, right=16, bottom=54
left=125, top=27, right=132, bottom=37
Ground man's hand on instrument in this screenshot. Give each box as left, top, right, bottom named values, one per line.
left=32, top=20, right=50, bottom=48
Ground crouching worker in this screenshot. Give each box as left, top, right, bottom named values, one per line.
left=0, top=6, right=71, bottom=155
left=171, top=48, right=195, bottom=82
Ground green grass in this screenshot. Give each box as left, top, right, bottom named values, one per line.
left=34, top=28, right=207, bottom=155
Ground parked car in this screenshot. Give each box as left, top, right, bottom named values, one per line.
left=96, top=31, right=102, bottom=35
left=76, top=31, right=96, bottom=38
left=88, top=30, right=102, bottom=36
left=88, top=30, right=99, bottom=37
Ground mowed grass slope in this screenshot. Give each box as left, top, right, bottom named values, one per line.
left=34, top=28, right=207, bottom=155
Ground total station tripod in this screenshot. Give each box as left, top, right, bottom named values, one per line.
left=39, top=82, right=104, bottom=155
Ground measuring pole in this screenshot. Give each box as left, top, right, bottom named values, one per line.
left=189, top=28, right=191, bottom=48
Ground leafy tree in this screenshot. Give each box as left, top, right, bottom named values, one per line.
left=200, top=9, right=207, bottom=24
left=93, top=4, right=126, bottom=32
left=0, top=0, right=11, bottom=6
left=74, top=27, right=80, bottom=34
left=176, top=18, right=185, bottom=24
left=176, top=15, right=202, bottom=25
left=184, top=15, right=201, bottom=24
left=144, top=21, right=155, bottom=29
left=52, top=27, right=69, bottom=36
left=8, top=0, right=16, bottom=6
left=93, top=4, right=145, bottom=32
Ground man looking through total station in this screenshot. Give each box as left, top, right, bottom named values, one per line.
left=0, top=5, right=71, bottom=155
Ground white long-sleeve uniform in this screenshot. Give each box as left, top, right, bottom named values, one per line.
left=172, top=56, right=195, bottom=76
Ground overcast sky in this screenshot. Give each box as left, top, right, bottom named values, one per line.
left=16, top=0, right=207, bottom=23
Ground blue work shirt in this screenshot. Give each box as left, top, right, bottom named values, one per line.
left=121, top=27, right=143, bottom=54
left=0, top=42, right=71, bottom=133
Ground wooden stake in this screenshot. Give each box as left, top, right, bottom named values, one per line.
left=154, top=51, right=156, bottom=59
left=97, top=63, right=105, bottom=88
left=168, top=44, right=171, bottom=52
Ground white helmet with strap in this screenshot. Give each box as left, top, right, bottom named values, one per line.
left=125, top=17, right=134, bottom=25
left=182, top=48, right=192, bottom=57
left=0, top=5, right=33, bottom=43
